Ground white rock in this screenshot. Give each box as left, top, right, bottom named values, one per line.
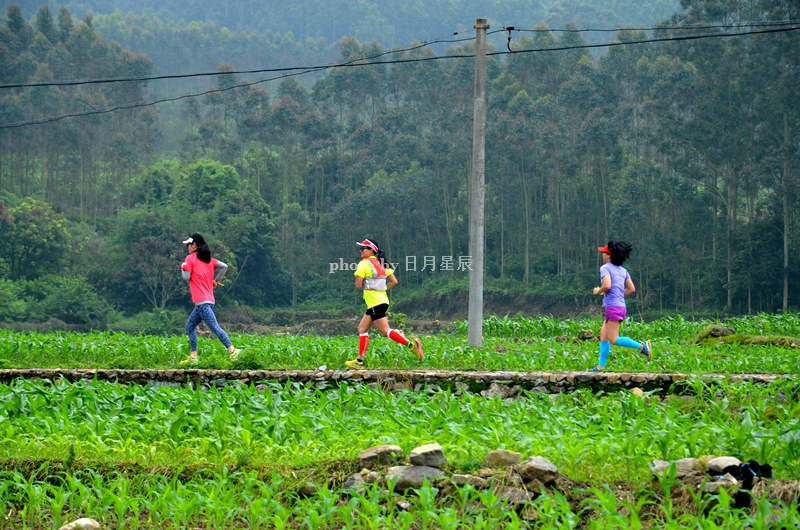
left=707, top=456, right=741, bottom=474
left=409, top=443, right=447, bottom=468
left=451, top=474, right=489, bottom=489
left=652, top=458, right=699, bottom=478
left=59, top=518, right=101, bottom=530
left=651, top=460, right=670, bottom=475
left=674, top=458, right=700, bottom=477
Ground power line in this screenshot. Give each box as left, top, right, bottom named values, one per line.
left=2, top=22, right=790, bottom=91
left=510, top=20, right=800, bottom=33
left=491, top=25, right=800, bottom=56
left=0, top=30, right=496, bottom=129
left=4, top=22, right=788, bottom=90
left=0, top=30, right=491, bottom=90
left=1, top=25, right=798, bottom=130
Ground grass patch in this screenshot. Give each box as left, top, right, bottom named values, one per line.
left=3, top=313, right=800, bottom=374
left=694, top=324, right=800, bottom=349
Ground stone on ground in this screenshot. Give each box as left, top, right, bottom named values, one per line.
left=516, top=456, right=559, bottom=483
left=704, top=473, right=739, bottom=493
left=481, top=383, right=521, bottom=399
left=494, top=486, right=534, bottom=504
left=451, top=474, right=489, bottom=489
left=59, top=519, right=101, bottom=530
left=707, top=456, right=741, bottom=474
left=358, top=444, right=403, bottom=468
left=409, top=442, right=447, bottom=468
left=343, top=474, right=366, bottom=491
left=387, top=465, right=444, bottom=492
left=485, top=449, right=522, bottom=468
left=651, top=458, right=700, bottom=478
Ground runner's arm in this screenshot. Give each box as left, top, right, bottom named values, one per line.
left=624, top=277, right=635, bottom=297
left=593, top=274, right=611, bottom=295
left=214, top=260, right=228, bottom=281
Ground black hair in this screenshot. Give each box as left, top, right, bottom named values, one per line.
left=363, top=238, right=388, bottom=267
left=607, top=241, right=632, bottom=266
left=190, top=233, right=212, bottom=263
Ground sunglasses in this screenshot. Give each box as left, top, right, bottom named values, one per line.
left=359, top=247, right=371, bottom=251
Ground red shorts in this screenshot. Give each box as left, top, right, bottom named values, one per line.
left=604, top=306, right=627, bottom=322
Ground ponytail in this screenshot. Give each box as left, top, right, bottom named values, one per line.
left=188, top=233, right=212, bottom=263
left=376, top=249, right=389, bottom=267
left=196, top=243, right=211, bottom=263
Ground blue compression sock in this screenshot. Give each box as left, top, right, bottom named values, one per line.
left=598, top=341, right=610, bottom=367
left=616, top=337, right=641, bottom=350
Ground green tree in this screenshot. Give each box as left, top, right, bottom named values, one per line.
left=131, top=238, right=187, bottom=309
left=0, top=197, right=71, bottom=280
left=57, top=6, right=74, bottom=43
left=25, top=275, right=112, bottom=327
left=35, top=6, right=59, bottom=45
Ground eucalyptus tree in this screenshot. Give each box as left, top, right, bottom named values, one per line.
left=747, top=0, right=800, bottom=311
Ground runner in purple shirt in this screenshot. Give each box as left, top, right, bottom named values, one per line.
left=590, top=241, right=653, bottom=371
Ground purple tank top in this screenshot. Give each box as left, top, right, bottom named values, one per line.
left=600, top=263, right=629, bottom=307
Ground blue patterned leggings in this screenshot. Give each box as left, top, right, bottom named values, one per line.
left=186, top=303, right=232, bottom=351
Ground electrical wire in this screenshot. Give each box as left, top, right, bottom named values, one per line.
left=2, top=22, right=789, bottom=90
left=0, top=30, right=495, bottom=90
left=0, top=25, right=798, bottom=129
left=509, top=20, right=800, bottom=33
left=490, top=24, right=800, bottom=56
left=0, top=30, right=503, bottom=129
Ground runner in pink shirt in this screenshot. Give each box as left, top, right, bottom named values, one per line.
left=180, top=233, right=240, bottom=364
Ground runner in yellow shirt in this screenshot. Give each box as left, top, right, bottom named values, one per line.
left=345, top=238, right=424, bottom=369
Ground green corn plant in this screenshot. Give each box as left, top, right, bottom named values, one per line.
left=583, top=484, right=639, bottom=530
left=46, top=484, right=71, bottom=529
left=533, top=490, right=580, bottom=530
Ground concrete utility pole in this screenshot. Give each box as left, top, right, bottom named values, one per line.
left=468, top=18, right=487, bottom=348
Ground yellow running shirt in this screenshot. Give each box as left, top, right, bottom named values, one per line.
left=354, top=258, right=394, bottom=309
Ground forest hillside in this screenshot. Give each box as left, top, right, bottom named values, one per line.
left=0, top=0, right=798, bottom=330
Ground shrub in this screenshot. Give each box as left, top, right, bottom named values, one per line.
left=24, top=276, right=112, bottom=328
left=110, top=308, right=187, bottom=336
left=0, top=279, right=27, bottom=322
left=229, top=348, right=265, bottom=370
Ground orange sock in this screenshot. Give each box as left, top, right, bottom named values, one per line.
left=388, top=329, right=409, bottom=346
left=358, top=333, right=369, bottom=357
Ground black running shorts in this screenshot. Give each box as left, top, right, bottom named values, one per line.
left=365, top=303, right=389, bottom=321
